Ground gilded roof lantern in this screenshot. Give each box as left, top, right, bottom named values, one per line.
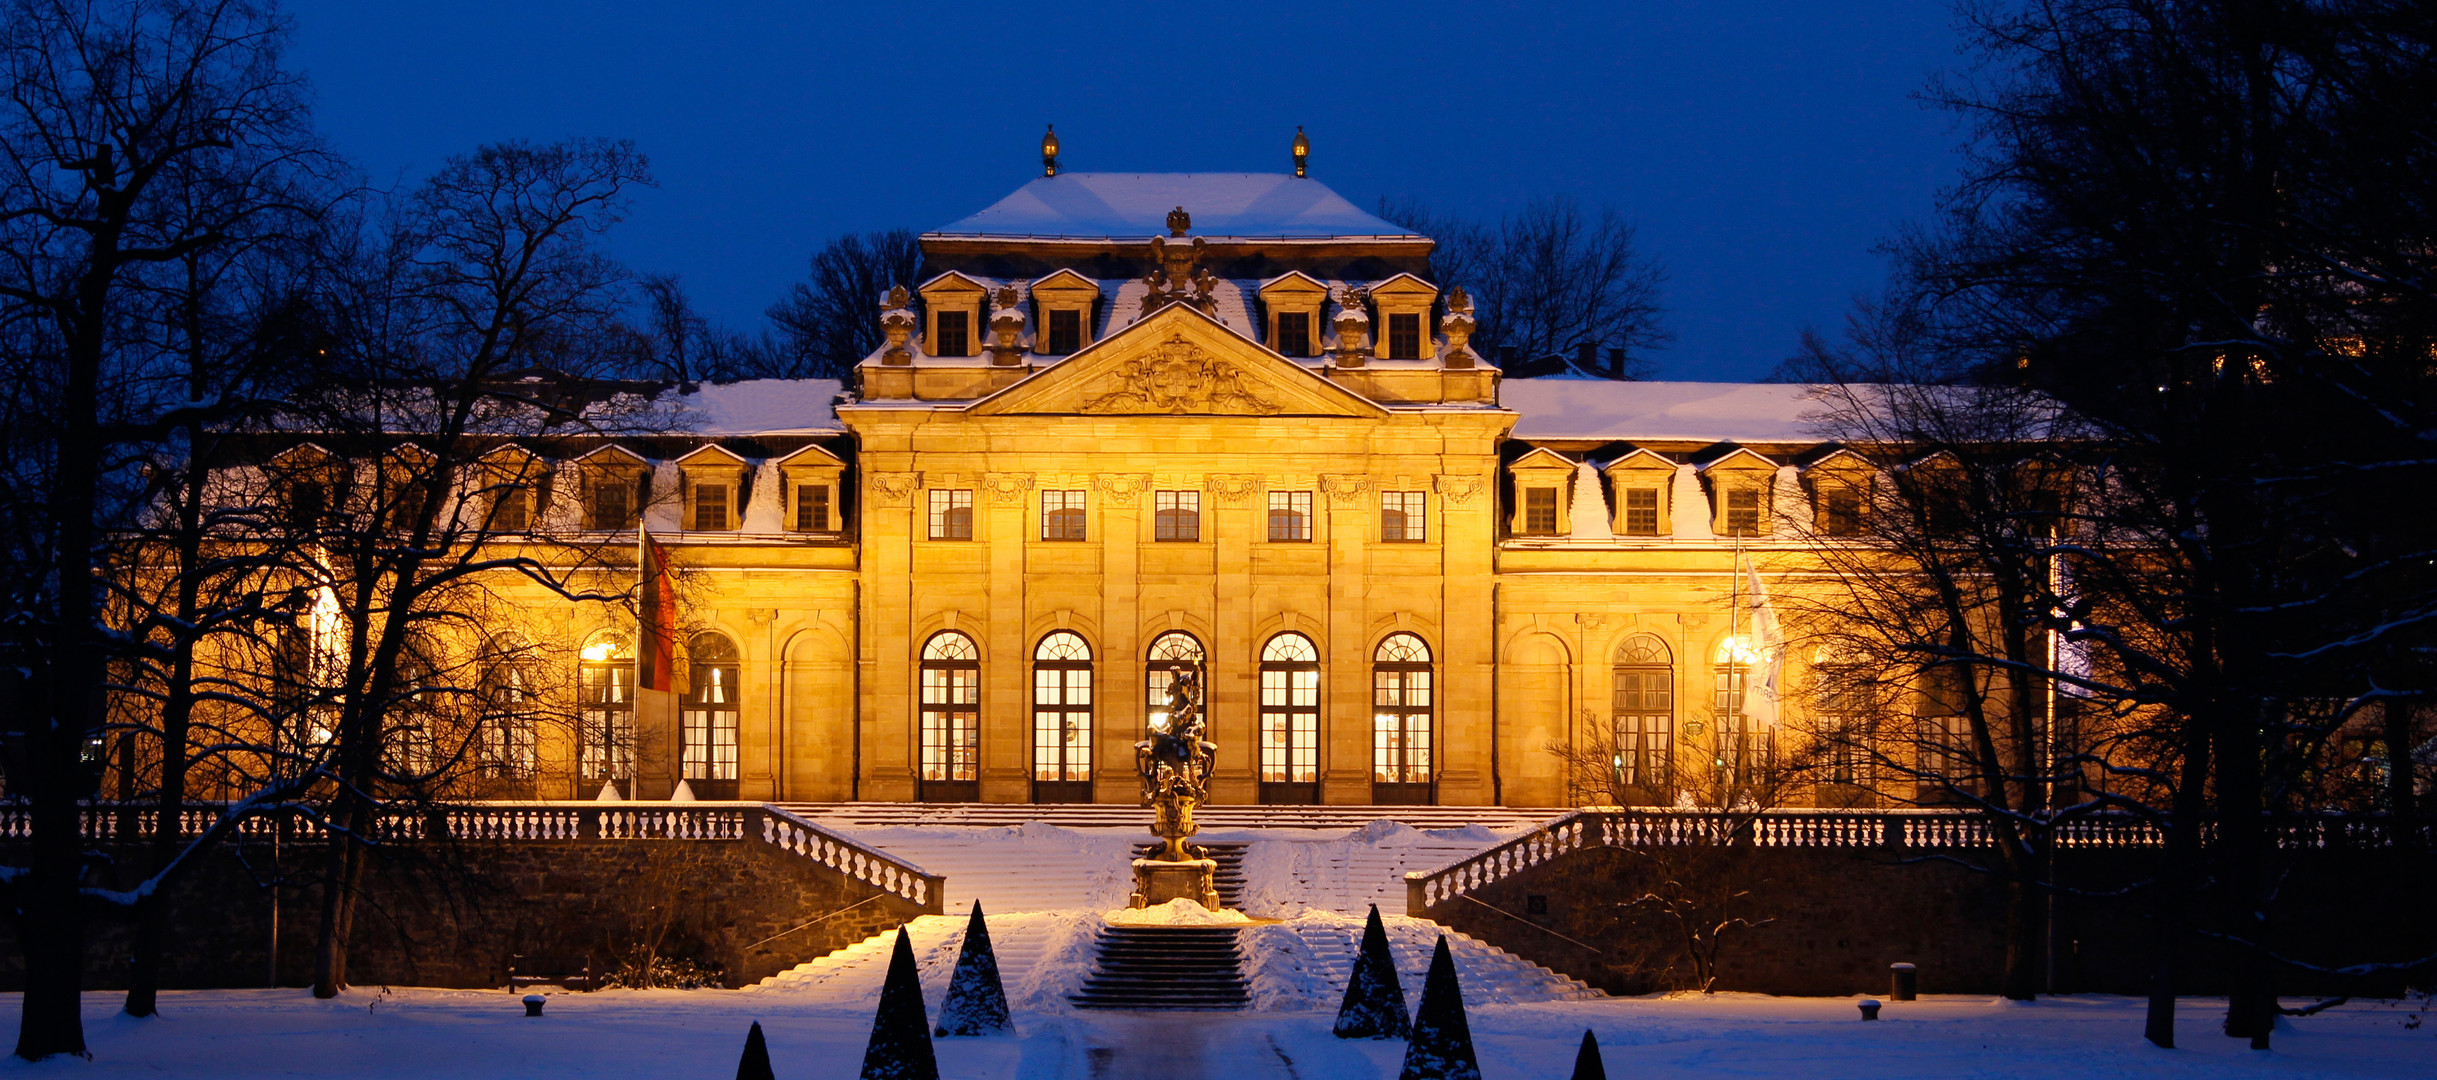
left=1041, top=125, right=1059, bottom=177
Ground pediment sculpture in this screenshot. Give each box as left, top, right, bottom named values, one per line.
left=1079, top=335, right=1281, bottom=415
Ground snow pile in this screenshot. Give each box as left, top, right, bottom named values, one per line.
left=751, top=909, right=1105, bottom=1019
left=1241, top=911, right=1598, bottom=1011
left=839, top=821, right=1141, bottom=913
left=1104, top=899, right=1251, bottom=927
left=1233, top=820, right=1508, bottom=917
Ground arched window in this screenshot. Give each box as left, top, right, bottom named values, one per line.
left=1032, top=631, right=1093, bottom=802
left=1371, top=632, right=1434, bottom=804
left=682, top=632, right=742, bottom=796
left=478, top=638, right=538, bottom=783
left=1259, top=632, right=1320, bottom=804
left=1612, top=635, right=1673, bottom=796
left=1145, top=632, right=1206, bottom=727
left=1713, top=637, right=1771, bottom=789
left=920, top=631, right=981, bottom=801
left=577, top=633, right=634, bottom=795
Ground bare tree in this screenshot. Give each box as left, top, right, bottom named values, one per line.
left=1378, top=195, right=1667, bottom=375
left=762, top=227, right=923, bottom=378
left=0, top=0, right=341, bottom=1057
left=292, top=136, right=652, bottom=999
left=627, top=272, right=755, bottom=386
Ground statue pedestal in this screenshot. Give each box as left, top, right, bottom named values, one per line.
left=1129, top=858, right=1220, bottom=910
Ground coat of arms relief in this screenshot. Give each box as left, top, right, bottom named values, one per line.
left=1079, top=334, right=1281, bottom=415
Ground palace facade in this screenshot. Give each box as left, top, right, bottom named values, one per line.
left=348, top=165, right=1929, bottom=809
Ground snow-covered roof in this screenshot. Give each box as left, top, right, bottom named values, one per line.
left=666, top=379, right=845, bottom=435
left=927, top=174, right=1422, bottom=241
left=1502, top=379, right=1830, bottom=442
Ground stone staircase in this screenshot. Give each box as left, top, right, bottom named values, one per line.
left=1132, top=841, right=1248, bottom=909
left=1069, top=926, right=1249, bottom=1011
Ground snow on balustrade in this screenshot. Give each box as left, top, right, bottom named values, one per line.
left=759, top=807, right=939, bottom=907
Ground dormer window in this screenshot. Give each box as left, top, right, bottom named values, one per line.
left=776, top=443, right=847, bottom=535
left=589, top=477, right=635, bottom=530
left=676, top=445, right=749, bottom=533
left=1386, top=313, right=1423, bottom=360
left=1622, top=489, right=1660, bottom=535
left=1723, top=488, right=1762, bottom=536
left=693, top=482, right=731, bottom=531
left=1367, top=273, right=1439, bottom=362
left=1277, top=312, right=1313, bottom=357
left=1821, top=489, right=1862, bottom=535
left=1523, top=488, right=1560, bottom=534
left=1258, top=272, right=1329, bottom=359
left=1046, top=309, right=1082, bottom=355
left=934, top=310, right=970, bottom=357
left=918, top=271, right=988, bottom=358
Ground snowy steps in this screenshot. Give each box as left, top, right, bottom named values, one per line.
left=747, top=910, right=1096, bottom=1012
left=1070, top=927, right=1249, bottom=1011
left=1132, top=841, right=1248, bottom=908
left=1239, top=914, right=1599, bottom=1010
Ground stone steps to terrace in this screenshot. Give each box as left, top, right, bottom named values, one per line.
left=1069, top=926, right=1249, bottom=1011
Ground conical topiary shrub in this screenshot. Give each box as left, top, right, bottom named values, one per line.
left=1398, top=935, right=1481, bottom=1080
left=1334, top=904, right=1410, bottom=1039
left=1569, top=1029, right=1607, bottom=1080
left=859, top=927, right=939, bottom=1080
left=934, top=901, right=1011, bottom=1036
left=736, top=1020, right=774, bottom=1080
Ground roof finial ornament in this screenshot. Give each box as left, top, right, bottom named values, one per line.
left=1292, top=126, right=1309, bottom=178
left=1166, top=206, right=1191, bottom=237
left=1042, top=125, right=1059, bottom=177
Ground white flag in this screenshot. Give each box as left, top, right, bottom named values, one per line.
left=1744, top=559, right=1785, bottom=727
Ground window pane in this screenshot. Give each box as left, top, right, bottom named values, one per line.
left=935, top=309, right=969, bottom=356
left=693, top=483, right=729, bottom=530
left=1523, top=488, right=1559, bottom=534
left=1268, top=490, right=1312, bottom=541
left=796, top=485, right=831, bottom=532
left=1624, top=488, right=1659, bottom=535
left=1387, top=313, right=1422, bottom=359
left=1046, top=308, right=1082, bottom=355
left=1276, top=311, right=1311, bottom=357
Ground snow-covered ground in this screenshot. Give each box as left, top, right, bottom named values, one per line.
left=4, top=989, right=2425, bottom=1079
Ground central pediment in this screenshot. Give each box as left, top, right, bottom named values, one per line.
left=966, top=304, right=1388, bottom=418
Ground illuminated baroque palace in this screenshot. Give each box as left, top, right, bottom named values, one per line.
left=262, top=153, right=1934, bottom=811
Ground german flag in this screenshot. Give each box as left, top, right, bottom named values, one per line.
left=637, top=527, right=676, bottom=691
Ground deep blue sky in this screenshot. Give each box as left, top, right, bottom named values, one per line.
left=282, top=1, right=1967, bottom=381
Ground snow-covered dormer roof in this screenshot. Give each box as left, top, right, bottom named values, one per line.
left=926, top=174, right=1423, bottom=241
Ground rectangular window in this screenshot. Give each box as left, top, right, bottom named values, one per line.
left=589, top=476, right=634, bottom=530
left=928, top=488, right=973, bottom=540
left=1820, top=489, right=1861, bottom=536
left=794, top=484, right=831, bottom=532
left=1380, top=490, right=1425, bottom=541
left=578, top=662, right=634, bottom=782
left=1276, top=311, right=1312, bottom=357
left=1046, top=308, right=1082, bottom=355
left=1522, top=488, right=1559, bottom=534
left=1622, top=487, right=1660, bottom=535
left=1154, top=489, right=1200, bottom=541
left=1267, top=490, right=1313, bottom=542
left=1613, top=669, right=1674, bottom=789
left=1041, top=489, right=1086, bottom=540
left=1260, top=667, right=1319, bottom=783
left=1386, top=312, right=1423, bottom=360
left=692, top=482, right=730, bottom=531
left=1724, top=487, right=1762, bottom=536
left=934, top=309, right=970, bottom=357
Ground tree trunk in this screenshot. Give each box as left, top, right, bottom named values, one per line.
left=15, top=742, right=88, bottom=1061
left=311, top=816, right=360, bottom=998
left=2217, top=710, right=2276, bottom=1044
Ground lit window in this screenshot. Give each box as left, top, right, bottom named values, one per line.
left=1372, top=633, right=1433, bottom=790
left=1621, top=488, right=1659, bottom=535
left=1612, top=635, right=1673, bottom=791
left=1032, top=632, right=1092, bottom=797
left=1046, top=308, right=1082, bottom=355
left=1041, top=489, right=1086, bottom=540
left=929, top=489, right=973, bottom=540
left=1522, top=488, right=1559, bottom=534
left=1155, top=489, right=1199, bottom=541
left=1380, top=491, right=1425, bottom=541
left=1259, top=633, right=1320, bottom=800
left=919, top=632, right=980, bottom=795
left=680, top=633, right=740, bottom=784
left=1268, top=490, right=1312, bottom=542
